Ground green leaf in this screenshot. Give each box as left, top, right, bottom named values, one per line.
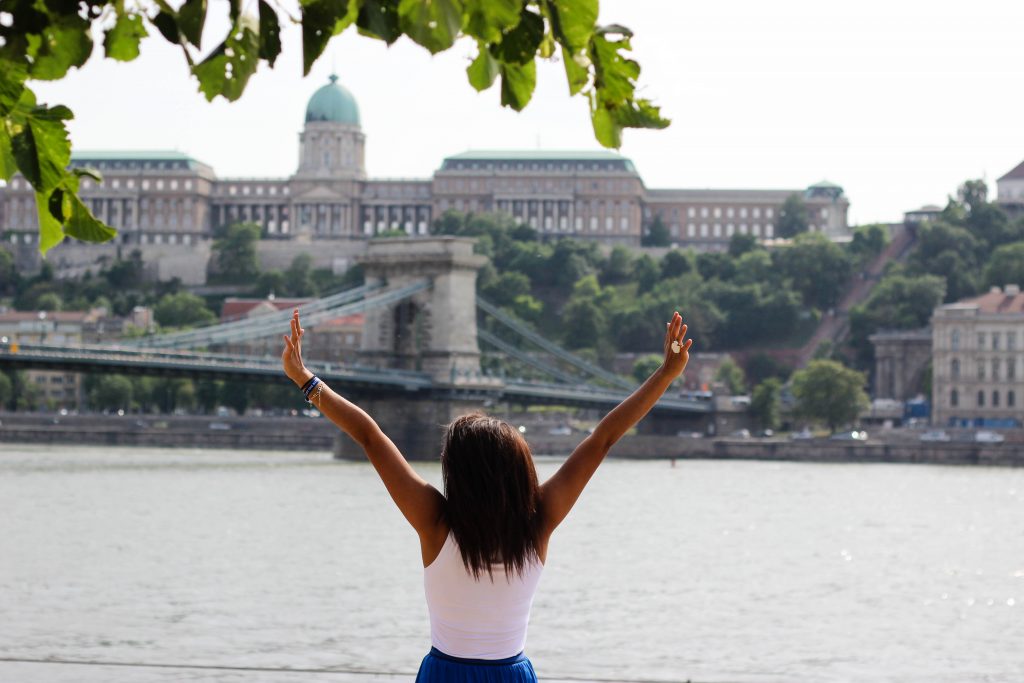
left=64, top=191, right=118, bottom=244
left=357, top=0, right=402, bottom=44
left=490, top=9, right=544, bottom=65
left=72, top=166, right=103, bottom=183
left=0, top=62, right=29, bottom=117
left=0, top=130, right=18, bottom=181
left=590, top=33, right=640, bottom=103
left=9, top=96, right=73, bottom=195
left=47, top=186, right=70, bottom=222
left=35, top=191, right=65, bottom=253
left=258, top=0, right=282, bottom=66
left=398, top=0, right=463, bottom=54
left=546, top=0, right=597, bottom=52
left=152, top=11, right=181, bottom=44
left=104, top=12, right=149, bottom=62
left=561, top=44, right=588, bottom=95
left=191, top=16, right=261, bottom=102
left=28, top=14, right=93, bottom=80
left=178, top=0, right=208, bottom=48
left=590, top=100, right=619, bottom=148
left=301, top=0, right=359, bottom=74
left=462, top=0, right=521, bottom=43
left=466, top=43, right=499, bottom=91
left=500, top=59, right=536, bottom=111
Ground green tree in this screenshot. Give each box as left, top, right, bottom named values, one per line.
left=89, top=375, right=134, bottom=412
left=35, top=292, right=62, bottom=311
left=103, top=251, right=145, bottom=289
left=212, top=222, right=261, bottom=283
left=745, top=353, right=792, bottom=386
left=777, top=194, right=810, bottom=238
left=255, top=269, right=287, bottom=297
left=642, top=214, right=671, bottom=247
left=750, top=378, right=782, bottom=430
left=481, top=271, right=532, bottom=307
left=715, top=357, right=746, bottom=394
left=774, top=232, right=852, bottom=310
left=632, top=354, right=663, bottom=383
left=284, top=253, right=317, bottom=297
left=601, top=246, right=635, bottom=285
left=154, top=292, right=216, bottom=329
left=660, top=249, right=694, bottom=279
left=849, top=224, right=889, bottom=263
left=3, top=1, right=667, bottom=253
left=631, top=254, right=660, bottom=294
left=848, top=273, right=946, bottom=366
left=791, top=360, right=869, bottom=433
left=983, top=242, right=1024, bottom=289
left=196, top=380, right=224, bottom=414
left=728, top=233, right=760, bottom=257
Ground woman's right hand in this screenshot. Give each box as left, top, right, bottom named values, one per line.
left=282, top=309, right=313, bottom=387
left=661, top=311, right=692, bottom=380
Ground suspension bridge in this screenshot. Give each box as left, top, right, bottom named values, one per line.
left=0, top=238, right=710, bottom=457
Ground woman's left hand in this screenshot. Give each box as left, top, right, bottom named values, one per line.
left=282, top=309, right=313, bottom=387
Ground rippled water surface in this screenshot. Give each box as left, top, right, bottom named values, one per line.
left=1, top=445, right=1022, bottom=683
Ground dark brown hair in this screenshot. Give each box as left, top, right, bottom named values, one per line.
left=440, top=413, right=542, bottom=579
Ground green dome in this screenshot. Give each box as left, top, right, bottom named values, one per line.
left=304, top=74, right=360, bottom=126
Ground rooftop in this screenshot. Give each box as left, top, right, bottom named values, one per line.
left=71, top=150, right=210, bottom=171
left=949, top=286, right=1024, bottom=315
left=998, top=159, right=1024, bottom=182
left=446, top=150, right=630, bottom=162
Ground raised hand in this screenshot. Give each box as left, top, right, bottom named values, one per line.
left=281, top=309, right=313, bottom=387
left=661, top=311, right=692, bottom=380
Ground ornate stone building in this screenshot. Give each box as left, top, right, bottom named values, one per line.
left=931, top=285, right=1024, bottom=428
left=1, top=74, right=850, bottom=268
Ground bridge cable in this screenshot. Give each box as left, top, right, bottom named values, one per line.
left=477, top=297, right=632, bottom=390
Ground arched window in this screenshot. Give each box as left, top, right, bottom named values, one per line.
left=951, top=389, right=959, bottom=407
left=951, top=359, right=960, bottom=379
left=977, top=390, right=985, bottom=407
left=951, top=329, right=960, bottom=350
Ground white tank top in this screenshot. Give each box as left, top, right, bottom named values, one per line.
left=423, top=533, right=544, bottom=659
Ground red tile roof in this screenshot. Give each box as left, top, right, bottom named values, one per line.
left=220, top=298, right=312, bottom=321
left=999, top=159, right=1024, bottom=181
left=314, top=314, right=364, bottom=328
left=961, top=287, right=1024, bottom=314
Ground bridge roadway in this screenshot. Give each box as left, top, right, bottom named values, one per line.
left=0, top=343, right=711, bottom=414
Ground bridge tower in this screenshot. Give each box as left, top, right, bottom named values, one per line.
left=335, top=237, right=496, bottom=460
left=357, top=236, right=487, bottom=382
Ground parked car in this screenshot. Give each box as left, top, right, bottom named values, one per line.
left=830, top=430, right=868, bottom=441
left=547, top=425, right=572, bottom=436
left=919, top=430, right=951, bottom=442
left=676, top=431, right=703, bottom=439
left=974, top=430, right=1005, bottom=444
left=759, top=429, right=775, bottom=438
left=790, top=428, right=814, bottom=440
left=729, top=429, right=751, bottom=439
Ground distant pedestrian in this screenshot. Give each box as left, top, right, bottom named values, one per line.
left=282, top=309, right=692, bottom=681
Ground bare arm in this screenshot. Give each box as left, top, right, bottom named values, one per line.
left=282, top=311, right=444, bottom=538
left=540, top=311, right=692, bottom=535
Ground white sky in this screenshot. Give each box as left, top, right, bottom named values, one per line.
left=32, top=0, right=1024, bottom=225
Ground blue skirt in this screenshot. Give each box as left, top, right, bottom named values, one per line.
left=415, top=647, right=538, bottom=683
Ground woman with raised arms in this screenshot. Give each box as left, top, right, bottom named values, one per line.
left=282, top=309, right=692, bottom=682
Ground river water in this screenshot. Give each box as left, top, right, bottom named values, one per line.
left=1, top=445, right=1021, bottom=683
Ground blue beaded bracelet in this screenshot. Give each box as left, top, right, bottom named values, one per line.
left=302, top=377, right=320, bottom=400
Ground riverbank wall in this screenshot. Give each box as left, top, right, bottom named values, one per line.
left=2, top=413, right=1022, bottom=466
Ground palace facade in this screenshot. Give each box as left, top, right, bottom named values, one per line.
left=1, top=74, right=850, bottom=260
